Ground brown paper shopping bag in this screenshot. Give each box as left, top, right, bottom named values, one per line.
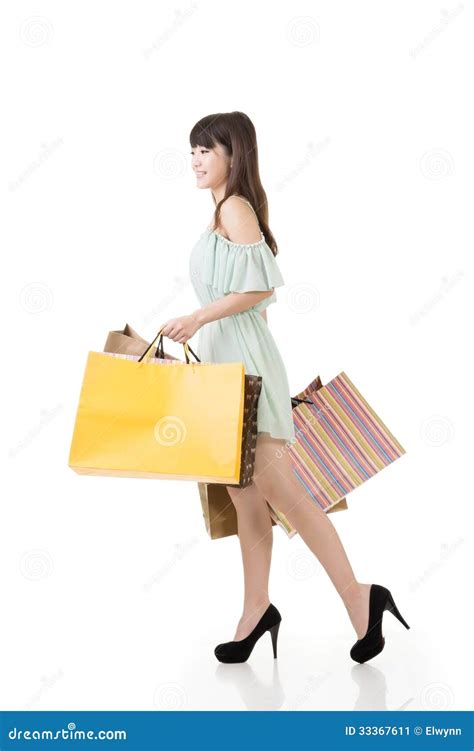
left=104, top=323, right=179, bottom=360
left=200, top=375, right=349, bottom=541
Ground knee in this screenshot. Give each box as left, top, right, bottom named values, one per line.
left=251, top=470, right=281, bottom=505
left=225, top=481, right=263, bottom=514
left=251, top=465, right=298, bottom=515
left=225, top=483, right=251, bottom=511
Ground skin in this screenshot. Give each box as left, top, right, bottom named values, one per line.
left=160, top=141, right=371, bottom=643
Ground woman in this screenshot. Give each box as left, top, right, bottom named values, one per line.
left=160, top=111, right=410, bottom=664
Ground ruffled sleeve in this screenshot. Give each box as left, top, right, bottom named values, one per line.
left=202, top=231, right=285, bottom=295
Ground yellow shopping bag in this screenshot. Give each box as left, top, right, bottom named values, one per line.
left=68, top=329, right=246, bottom=483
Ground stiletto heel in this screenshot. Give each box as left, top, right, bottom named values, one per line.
left=385, top=592, right=410, bottom=630
left=269, top=621, right=280, bottom=658
left=214, top=604, right=282, bottom=663
left=350, top=584, right=410, bottom=664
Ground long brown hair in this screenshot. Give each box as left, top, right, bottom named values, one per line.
left=189, top=111, right=279, bottom=256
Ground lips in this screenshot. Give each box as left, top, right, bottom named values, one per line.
left=196, top=172, right=206, bottom=177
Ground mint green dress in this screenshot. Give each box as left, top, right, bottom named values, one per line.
left=188, top=208, right=296, bottom=442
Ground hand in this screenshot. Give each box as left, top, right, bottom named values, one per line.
left=159, top=313, right=202, bottom=344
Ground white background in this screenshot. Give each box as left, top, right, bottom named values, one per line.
left=1, top=0, right=472, bottom=712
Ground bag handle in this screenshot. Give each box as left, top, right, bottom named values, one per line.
left=291, top=396, right=314, bottom=408
left=138, top=327, right=201, bottom=364
left=153, top=333, right=200, bottom=363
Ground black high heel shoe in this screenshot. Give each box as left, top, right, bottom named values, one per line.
left=350, top=583, right=410, bottom=664
left=214, top=603, right=282, bottom=663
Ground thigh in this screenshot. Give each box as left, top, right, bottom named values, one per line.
left=225, top=477, right=269, bottom=514
left=252, top=431, right=293, bottom=497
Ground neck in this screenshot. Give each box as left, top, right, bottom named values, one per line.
left=211, top=184, right=228, bottom=205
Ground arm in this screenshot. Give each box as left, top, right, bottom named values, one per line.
left=192, top=197, right=273, bottom=326
left=161, top=198, right=275, bottom=342
left=192, top=289, right=273, bottom=326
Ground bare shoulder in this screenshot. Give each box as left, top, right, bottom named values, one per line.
left=218, top=195, right=262, bottom=245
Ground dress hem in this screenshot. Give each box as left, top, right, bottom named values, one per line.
left=257, top=430, right=296, bottom=443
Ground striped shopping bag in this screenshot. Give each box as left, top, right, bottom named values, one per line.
left=290, top=372, right=406, bottom=510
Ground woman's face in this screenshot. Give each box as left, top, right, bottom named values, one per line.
left=191, top=142, right=231, bottom=191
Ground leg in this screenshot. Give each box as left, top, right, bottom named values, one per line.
left=252, top=433, right=371, bottom=639
left=225, top=480, right=274, bottom=640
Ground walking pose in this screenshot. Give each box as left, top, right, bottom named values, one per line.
left=160, top=111, right=410, bottom=664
